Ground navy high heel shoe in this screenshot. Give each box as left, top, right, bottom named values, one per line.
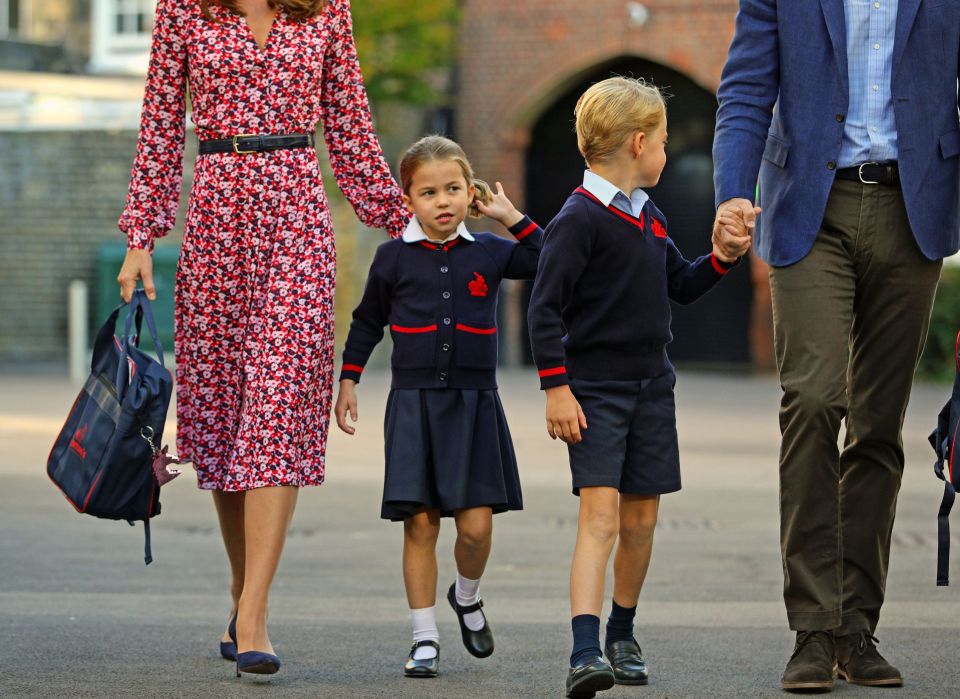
left=229, top=617, right=281, bottom=676
left=220, top=611, right=238, bottom=661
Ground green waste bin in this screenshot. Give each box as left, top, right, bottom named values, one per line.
left=95, top=242, right=179, bottom=354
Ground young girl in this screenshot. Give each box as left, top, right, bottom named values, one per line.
left=333, top=135, right=542, bottom=678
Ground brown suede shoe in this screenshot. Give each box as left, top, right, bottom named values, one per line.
left=835, top=633, right=903, bottom=687
left=781, top=631, right=836, bottom=692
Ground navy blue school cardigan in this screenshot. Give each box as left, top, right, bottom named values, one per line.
left=528, top=188, right=737, bottom=390
left=339, top=216, right=543, bottom=389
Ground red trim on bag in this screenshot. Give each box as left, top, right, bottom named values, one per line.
left=80, top=468, right=105, bottom=513
left=710, top=254, right=730, bottom=275
left=455, top=324, right=497, bottom=335
left=538, top=366, right=566, bottom=378
left=342, top=364, right=365, bottom=374
left=391, top=324, right=438, bottom=333
left=515, top=221, right=538, bottom=240
left=950, top=419, right=959, bottom=484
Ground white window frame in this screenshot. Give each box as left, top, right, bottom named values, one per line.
left=0, top=0, right=29, bottom=38
left=90, top=0, right=156, bottom=75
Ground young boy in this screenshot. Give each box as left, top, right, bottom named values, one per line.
left=527, top=77, right=755, bottom=698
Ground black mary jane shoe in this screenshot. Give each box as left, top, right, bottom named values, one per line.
left=446, top=583, right=495, bottom=658
left=566, top=657, right=615, bottom=699
left=404, top=640, right=440, bottom=678
left=604, top=639, right=649, bottom=685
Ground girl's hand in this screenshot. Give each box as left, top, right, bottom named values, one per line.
left=117, top=248, right=156, bottom=303
left=335, top=380, right=359, bottom=435
left=545, top=385, right=588, bottom=443
left=476, top=181, right=524, bottom=228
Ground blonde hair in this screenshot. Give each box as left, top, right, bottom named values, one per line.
left=200, top=0, right=326, bottom=22
left=399, top=136, right=493, bottom=219
left=574, top=76, right=666, bottom=165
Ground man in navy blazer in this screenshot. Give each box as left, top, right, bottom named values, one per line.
left=713, top=0, right=960, bottom=692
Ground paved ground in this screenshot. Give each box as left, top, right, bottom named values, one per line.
left=2, top=368, right=959, bottom=698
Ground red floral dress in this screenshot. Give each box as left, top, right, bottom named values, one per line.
left=119, top=0, right=407, bottom=491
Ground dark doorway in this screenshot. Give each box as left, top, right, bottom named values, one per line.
left=521, top=56, right=752, bottom=367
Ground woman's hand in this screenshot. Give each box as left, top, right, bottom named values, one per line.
left=117, top=248, right=156, bottom=303
left=475, top=181, right=524, bottom=228
left=545, top=384, right=588, bottom=443
left=335, top=380, right=359, bottom=435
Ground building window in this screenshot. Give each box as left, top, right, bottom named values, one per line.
left=91, top=0, right=155, bottom=74
left=0, top=0, right=21, bottom=37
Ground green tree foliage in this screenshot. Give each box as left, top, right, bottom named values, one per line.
left=350, top=0, right=459, bottom=106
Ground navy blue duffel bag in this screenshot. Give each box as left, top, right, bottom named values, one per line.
left=48, top=289, right=176, bottom=564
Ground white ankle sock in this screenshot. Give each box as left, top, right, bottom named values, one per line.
left=410, top=606, right=439, bottom=660
left=455, top=574, right=486, bottom=632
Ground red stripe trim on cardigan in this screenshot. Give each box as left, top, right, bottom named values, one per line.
left=538, top=366, right=567, bottom=378
left=391, top=324, right=438, bottom=333
left=417, top=238, right=462, bottom=252
left=514, top=221, right=538, bottom=240
left=342, top=364, right=365, bottom=374
left=710, top=254, right=730, bottom=275
left=455, top=324, right=497, bottom=335
left=574, top=187, right=646, bottom=230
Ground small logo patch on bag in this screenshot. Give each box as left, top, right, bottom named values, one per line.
left=468, top=272, right=488, bottom=297
left=69, top=424, right=89, bottom=459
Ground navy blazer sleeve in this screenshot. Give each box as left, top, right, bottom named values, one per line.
left=713, top=0, right=780, bottom=207
left=665, top=239, right=737, bottom=305
left=502, top=215, right=544, bottom=279
left=527, top=207, right=592, bottom=390
left=339, top=242, right=398, bottom=383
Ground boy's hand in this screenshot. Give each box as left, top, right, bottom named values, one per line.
left=712, top=205, right=759, bottom=262
left=335, top=380, right=359, bottom=435
left=545, top=385, right=588, bottom=443
left=475, top=181, right=524, bottom=228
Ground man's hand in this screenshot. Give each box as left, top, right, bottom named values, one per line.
left=545, top=384, right=588, bottom=443
left=713, top=198, right=761, bottom=262
left=335, top=380, right=359, bottom=435
left=117, top=248, right=156, bottom=303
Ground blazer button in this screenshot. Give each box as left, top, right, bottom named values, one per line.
left=827, top=161, right=837, bottom=170
left=836, top=113, right=845, bottom=123
left=442, top=291, right=451, bottom=299
left=439, top=372, right=448, bottom=381
left=442, top=343, right=451, bottom=352
left=443, top=317, right=452, bottom=325
left=440, top=266, right=449, bottom=273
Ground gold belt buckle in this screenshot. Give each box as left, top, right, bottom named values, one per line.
left=232, top=134, right=258, bottom=155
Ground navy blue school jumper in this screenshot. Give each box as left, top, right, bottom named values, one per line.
left=340, top=215, right=543, bottom=520
left=527, top=186, right=737, bottom=495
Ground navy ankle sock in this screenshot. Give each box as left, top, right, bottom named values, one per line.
left=570, top=614, right=602, bottom=667
left=605, top=599, right=636, bottom=645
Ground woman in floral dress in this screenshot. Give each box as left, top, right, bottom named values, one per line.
left=115, top=0, right=407, bottom=673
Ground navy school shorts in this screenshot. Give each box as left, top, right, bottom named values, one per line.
left=566, top=372, right=681, bottom=496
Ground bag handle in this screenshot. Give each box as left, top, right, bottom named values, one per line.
left=115, top=290, right=166, bottom=398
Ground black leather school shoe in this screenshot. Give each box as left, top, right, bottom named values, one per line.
left=604, top=639, right=649, bottom=685
left=404, top=640, right=440, bottom=678
left=446, top=583, right=495, bottom=658
left=566, top=657, right=615, bottom=699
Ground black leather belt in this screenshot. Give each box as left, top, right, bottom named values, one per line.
left=198, top=133, right=315, bottom=155
left=835, top=161, right=899, bottom=186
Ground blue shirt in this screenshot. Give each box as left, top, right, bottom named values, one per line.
left=582, top=170, right=649, bottom=218
left=839, top=0, right=899, bottom=167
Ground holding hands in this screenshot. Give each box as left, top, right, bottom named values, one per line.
left=712, top=198, right=761, bottom=263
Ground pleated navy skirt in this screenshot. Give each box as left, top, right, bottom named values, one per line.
left=381, top=388, right=523, bottom=521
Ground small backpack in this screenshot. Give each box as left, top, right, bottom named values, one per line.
left=929, top=329, right=960, bottom=586
left=47, top=290, right=175, bottom=564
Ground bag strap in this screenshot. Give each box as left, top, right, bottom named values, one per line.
left=115, top=290, right=166, bottom=399
left=143, top=519, right=153, bottom=565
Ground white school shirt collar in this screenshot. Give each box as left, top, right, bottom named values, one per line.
left=581, top=170, right=650, bottom=218
left=401, top=215, right=476, bottom=244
